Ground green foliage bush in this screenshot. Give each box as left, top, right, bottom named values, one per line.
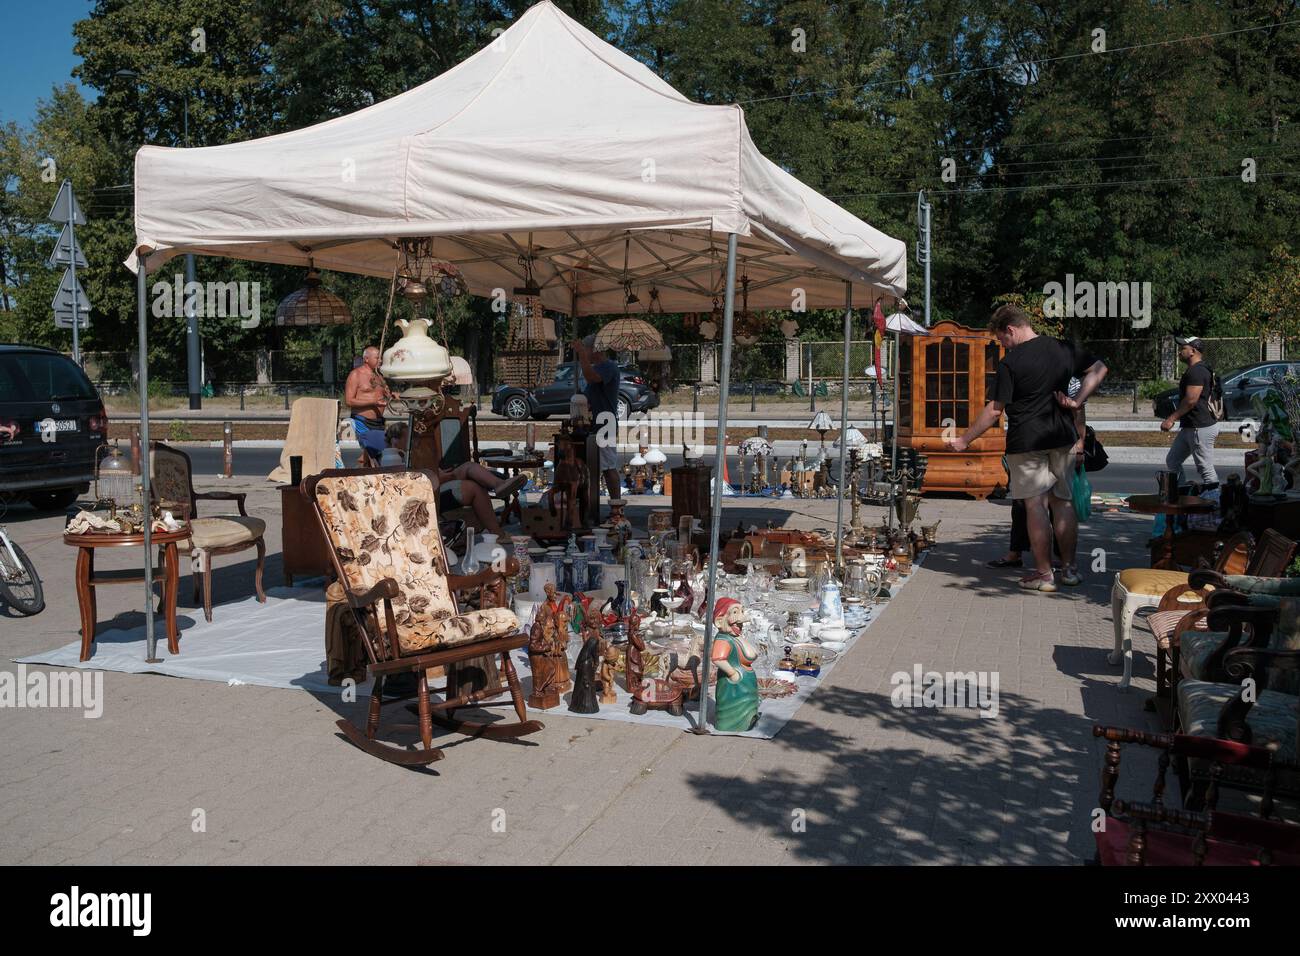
left=1139, top=379, right=1178, bottom=400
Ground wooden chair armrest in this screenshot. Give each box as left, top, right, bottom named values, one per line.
left=195, top=490, right=248, bottom=515
left=1188, top=569, right=1228, bottom=589
left=447, top=568, right=509, bottom=593
left=1205, top=589, right=1249, bottom=608
left=1222, top=646, right=1300, bottom=682
left=1205, top=605, right=1279, bottom=632
left=345, top=578, right=401, bottom=609
left=1171, top=608, right=1209, bottom=647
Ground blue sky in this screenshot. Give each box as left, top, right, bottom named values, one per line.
left=0, top=0, right=94, bottom=126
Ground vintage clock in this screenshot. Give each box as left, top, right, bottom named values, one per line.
left=896, top=320, right=1005, bottom=498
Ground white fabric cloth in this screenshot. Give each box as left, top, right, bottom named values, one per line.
left=130, top=1, right=905, bottom=311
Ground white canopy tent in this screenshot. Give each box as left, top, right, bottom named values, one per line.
left=128, top=1, right=907, bottom=727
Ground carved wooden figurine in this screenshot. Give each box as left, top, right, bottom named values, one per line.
left=542, top=581, right=573, bottom=692
left=527, top=602, right=563, bottom=710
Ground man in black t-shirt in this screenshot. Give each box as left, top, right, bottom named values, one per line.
left=947, top=305, right=1108, bottom=591
left=1162, top=336, right=1219, bottom=486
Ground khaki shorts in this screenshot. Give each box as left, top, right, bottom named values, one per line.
left=1006, top=446, right=1074, bottom=500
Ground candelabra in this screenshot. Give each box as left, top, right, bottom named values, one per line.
left=882, top=449, right=928, bottom=535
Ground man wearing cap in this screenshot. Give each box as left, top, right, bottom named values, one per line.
left=573, top=334, right=622, bottom=516
left=1162, top=337, right=1218, bottom=487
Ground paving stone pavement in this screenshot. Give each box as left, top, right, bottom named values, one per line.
left=0, top=482, right=1166, bottom=865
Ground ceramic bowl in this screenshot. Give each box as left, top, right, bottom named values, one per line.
left=819, top=626, right=850, bottom=643
left=820, top=640, right=847, bottom=652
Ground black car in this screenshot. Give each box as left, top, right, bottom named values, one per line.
left=492, top=362, right=660, bottom=421
left=0, top=345, right=108, bottom=509
left=1152, top=361, right=1300, bottom=421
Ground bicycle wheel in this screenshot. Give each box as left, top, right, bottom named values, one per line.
left=0, top=538, right=44, bottom=616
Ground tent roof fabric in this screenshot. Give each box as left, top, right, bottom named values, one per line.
left=132, top=0, right=906, bottom=313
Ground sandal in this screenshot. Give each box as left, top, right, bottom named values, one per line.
left=1058, top=566, right=1082, bottom=586
left=1018, top=571, right=1058, bottom=592
left=986, top=557, right=1023, bottom=568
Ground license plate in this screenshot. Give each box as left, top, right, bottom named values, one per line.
left=37, top=419, right=78, bottom=434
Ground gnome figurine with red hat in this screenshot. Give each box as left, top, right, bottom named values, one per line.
left=710, top=597, right=760, bottom=732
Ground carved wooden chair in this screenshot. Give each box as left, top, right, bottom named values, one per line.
left=1093, top=725, right=1300, bottom=864
left=305, top=467, right=542, bottom=766
left=151, top=441, right=266, bottom=622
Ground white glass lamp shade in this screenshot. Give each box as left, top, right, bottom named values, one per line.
left=809, top=411, right=834, bottom=433
left=833, top=427, right=867, bottom=451
left=380, top=318, right=453, bottom=382
left=629, top=453, right=648, bottom=467
left=644, top=447, right=667, bottom=466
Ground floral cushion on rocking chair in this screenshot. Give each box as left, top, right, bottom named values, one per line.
left=314, top=471, right=518, bottom=655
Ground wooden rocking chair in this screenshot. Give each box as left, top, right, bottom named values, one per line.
left=305, top=467, right=543, bottom=766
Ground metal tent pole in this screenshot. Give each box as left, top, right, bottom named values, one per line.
left=833, top=282, right=852, bottom=568
left=892, top=328, right=901, bottom=470
left=695, top=232, right=738, bottom=735
left=137, top=262, right=158, bottom=662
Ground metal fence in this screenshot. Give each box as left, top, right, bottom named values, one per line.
left=74, top=336, right=1280, bottom=393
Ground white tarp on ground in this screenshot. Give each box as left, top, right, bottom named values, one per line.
left=15, top=564, right=920, bottom=739
left=131, top=1, right=905, bottom=312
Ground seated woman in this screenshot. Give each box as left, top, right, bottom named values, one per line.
left=384, top=422, right=526, bottom=533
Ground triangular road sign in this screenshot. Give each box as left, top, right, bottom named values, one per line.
left=45, top=222, right=88, bottom=270
left=47, top=180, right=86, bottom=225
left=51, top=268, right=92, bottom=314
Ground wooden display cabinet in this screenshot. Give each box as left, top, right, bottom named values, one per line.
left=897, top=320, right=1005, bottom=498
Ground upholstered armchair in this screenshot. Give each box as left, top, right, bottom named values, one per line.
left=151, top=442, right=266, bottom=622
left=1110, top=529, right=1295, bottom=692
left=305, top=467, right=541, bottom=766
left=1172, top=625, right=1300, bottom=809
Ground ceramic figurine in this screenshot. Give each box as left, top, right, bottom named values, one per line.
left=601, top=580, right=629, bottom=626
left=709, top=597, right=760, bottom=732
left=568, top=637, right=601, bottom=713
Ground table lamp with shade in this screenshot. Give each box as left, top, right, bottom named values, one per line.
left=809, top=410, right=834, bottom=454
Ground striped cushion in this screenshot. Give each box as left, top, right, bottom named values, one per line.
left=1145, top=609, right=1208, bottom=650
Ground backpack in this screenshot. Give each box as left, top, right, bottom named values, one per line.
left=1205, top=366, right=1226, bottom=421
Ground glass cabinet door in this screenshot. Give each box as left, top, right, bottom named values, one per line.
left=924, top=338, right=970, bottom=430
left=897, top=339, right=912, bottom=430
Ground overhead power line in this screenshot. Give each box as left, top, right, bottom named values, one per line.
left=739, top=18, right=1300, bottom=105
left=827, top=169, right=1300, bottom=201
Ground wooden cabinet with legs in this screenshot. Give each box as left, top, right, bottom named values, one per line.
left=896, top=320, right=1005, bottom=498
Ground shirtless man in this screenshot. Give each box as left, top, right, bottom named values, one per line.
left=344, top=346, right=391, bottom=466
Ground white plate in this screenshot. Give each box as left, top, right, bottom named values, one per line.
left=820, top=640, right=847, bottom=652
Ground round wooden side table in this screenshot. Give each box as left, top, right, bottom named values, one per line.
left=1125, top=494, right=1216, bottom=570
left=63, top=528, right=192, bottom=661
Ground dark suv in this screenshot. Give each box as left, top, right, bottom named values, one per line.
left=492, top=362, right=660, bottom=421
left=0, top=345, right=107, bottom=509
